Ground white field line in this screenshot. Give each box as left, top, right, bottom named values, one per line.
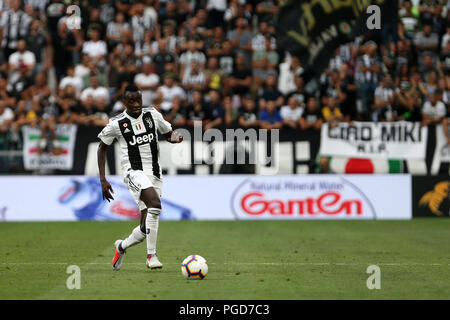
left=1, top=262, right=449, bottom=266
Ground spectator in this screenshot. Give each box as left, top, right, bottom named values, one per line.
left=219, top=41, right=235, bottom=77
left=322, top=95, right=344, bottom=127
left=229, top=53, right=251, bottom=100
left=278, top=55, right=303, bottom=96
left=316, top=156, right=334, bottom=174
left=0, top=76, right=15, bottom=107
left=182, top=60, right=206, bottom=100
left=205, top=27, right=225, bottom=58
left=227, top=17, right=252, bottom=66
left=55, top=84, right=82, bottom=124
left=0, top=0, right=32, bottom=59
left=82, top=27, right=107, bottom=70
left=259, top=74, right=283, bottom=110
left=75, top=54, right=91, bottom=80
left=418, top=0, right=442, bottom=31
left=373, top=74, right=395, bottom=122
left=204, top=56, right=224, bottom=92
left=131, top=1, right=155, bottom=45
left=156, top=72, right=186, bottom=114
left=399, top=0, right=420, bottom=38
left=238, top=94, right=259, bottom=128
left=356, top=41, right=382, bottom=118
left=394, top=80, right=421, bottom=121
left=186, top=90, right=207, bottom=127
left=179, top=39, right=206, bottom=79
left=106, top=12, right=131, bottom=50
left=414, top=23, right=439, bottom=66
left=422, top=89, right=446, bottom=126
left=299, top=96, right=323, bottom=131
left=206, top=0, right=226, bottom=29
left=23, top=72, right=51, bottom=110
left=259, top=100, right=282, bottom=130
left=252, top=35, right=278, bottom=89
left=255, top=0, right=278, bottom=24
left=204, top=89, right=224, bottom=130
left=9, top=62, right=33, bottom=100
left=134, top=58, right=160, bottom=106
left=280, top=96, right=303, bottom=129
left=286, top=76, right=308, bottom=109
left=80, top=74, right=110, bottom=108
left=0, top=100, right=14, bottom=143
left=152, top=38, right=177, bottom=76
left=25, top=19, right=52, bottom=74
left=59, top=65, right=83, bottom=98
left=8, top=39, right=35, bottom=82
left=251, top=21, right=275, bottom=52
left=53, top=21, right=79, bottom=81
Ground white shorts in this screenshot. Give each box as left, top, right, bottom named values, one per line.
left=124, top=170, right=162, bottom=211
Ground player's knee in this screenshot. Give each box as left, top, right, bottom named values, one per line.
left=139, top=223, right=146, bottom=234
left=148, top=197, right=161, bottom=210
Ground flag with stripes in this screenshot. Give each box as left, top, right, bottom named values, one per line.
left=22, top=124, right=78, bottom=170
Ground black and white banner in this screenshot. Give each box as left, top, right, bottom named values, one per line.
left=275, top=0, right=397, bottom=77
left=431, top=124, right=450, bottom=174
left=319, top=122, right=428, bottom=159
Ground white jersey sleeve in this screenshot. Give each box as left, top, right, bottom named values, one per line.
left=151, top=108, right=172, bottom=134
left=98, top=119, right=118, bottom=145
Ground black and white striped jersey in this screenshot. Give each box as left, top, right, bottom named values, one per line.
left=98, top=106, right=172, bottom=179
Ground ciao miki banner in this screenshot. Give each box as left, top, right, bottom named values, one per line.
left=319, top=122, right=428, bottom=159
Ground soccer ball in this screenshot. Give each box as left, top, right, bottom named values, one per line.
left=181, top=255, right=208, bottom=280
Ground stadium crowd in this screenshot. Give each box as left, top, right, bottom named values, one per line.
left=1, top=0, right=450, bottom=152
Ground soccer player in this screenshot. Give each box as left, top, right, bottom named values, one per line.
left=97, top=85, right=183, bottom=270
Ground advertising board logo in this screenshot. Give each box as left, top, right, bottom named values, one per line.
left=419, top=181, right=450, bottom=216
left=230, top=177, right=376, bottom=220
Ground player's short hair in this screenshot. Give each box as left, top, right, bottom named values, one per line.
left=124, top=84, right=140, bottom=95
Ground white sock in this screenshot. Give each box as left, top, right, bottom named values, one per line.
left=121, top=226, right=146, bottom=251
left=146, top=208, right=161, bottom=255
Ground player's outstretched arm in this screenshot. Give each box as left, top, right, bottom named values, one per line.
left=164, top=130, right=183, bottom=144
left=97, top=141, right=114, bottom=202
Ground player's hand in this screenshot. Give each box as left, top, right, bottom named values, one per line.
left=168, top=131, right=183, bottom=143
left=101, top=179, right=114, bottom=202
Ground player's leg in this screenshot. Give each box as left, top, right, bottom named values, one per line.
left=111, top=174, right=148, bottom=271
left=112, top=206, right=147, bottom=271
left=140, top=187, right=163, bottom=269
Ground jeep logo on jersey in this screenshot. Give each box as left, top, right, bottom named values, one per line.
left=129, top=133, right=155, bottom=146
left=230, top=176, right=377, bottom=220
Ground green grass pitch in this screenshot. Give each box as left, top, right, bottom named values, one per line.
left=0, top=219, right=449, bottom=299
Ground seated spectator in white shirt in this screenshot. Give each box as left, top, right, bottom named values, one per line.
left=75, top=54, right=91, bottom=79
left=80, top=74, right=110, bottom=106
left=280, top=96, right=304, bottom=129
left=134, top=58, right=160, bottom=106
left=82, top=28, right=107, bottom=69
left=59, top=65, right=84, bottom=98
left=8, top=39, right=35, bottom=83
left=422, top=89, right=446, bottom=126
left=155, top=72, right=186, bottom=114
left=0, top=100, right=14, bottom=134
